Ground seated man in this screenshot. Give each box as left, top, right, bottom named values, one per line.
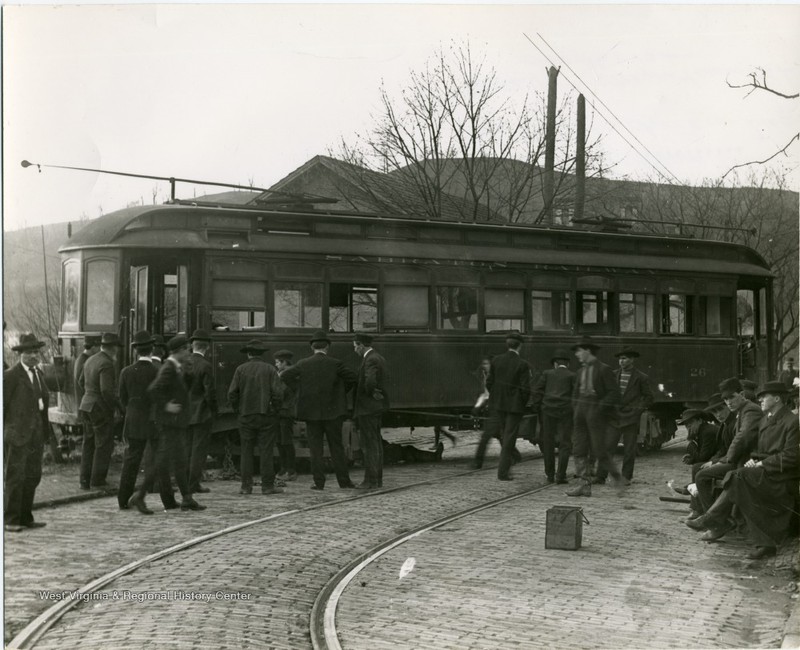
left=686, top=381, right=799, bottom=559
left=670, top=408, right=718, bottom=504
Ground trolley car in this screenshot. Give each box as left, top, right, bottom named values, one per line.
left=45, top=198, right=774, bottom=456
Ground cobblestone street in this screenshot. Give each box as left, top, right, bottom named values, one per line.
left=4, top=431, right=798, bottom=649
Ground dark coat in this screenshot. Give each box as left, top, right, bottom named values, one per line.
left=147, top=358, right=190, bottom=429
left=710, top=411, right=737, bottom=462
left=530, top=366, right=575, bottom=418
left=73, top=350, right=92, bottom=406
left=572, top=359, right=620, bottom=412
left=227, top=357, right=283, bottom=417
left=78, top=351, right=121, bottom=419
left=119, top=359, right=158, bottom=440
left=281, top=351, right=357, bottom=422
left=3, top=363, right=50, bottom=447
left=185, top=352, right=218, bottom=425
left=684, top=421, right=718, bottom=465
left=752, top=405, right=799, bottom=480
left=614, top=367, right=654, bottom=427
left=486, top=350, right=531, bottom=414
left=724, top=400, right=762, bottom=466
left=353, top=349, right=389, bottom=417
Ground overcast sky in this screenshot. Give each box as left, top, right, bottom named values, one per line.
left=3, top=3, right=799, bottom=232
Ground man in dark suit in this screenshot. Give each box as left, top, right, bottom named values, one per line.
left=595, top=347, right=653, bottom=485
left=688, top=381, right=798, bottom=558
left=4, top=333, right=50, bottom=531
left=73, top=334, right=100, bottom=409
left=185, top=329, right=218, bottom=494
left=353, top=332, right=390, bottom=489
left=148, top=335, right=205, bottom=511
left=78, top=332, right=123, bottom=489
left=531, top=348, right=575, bottom=484
left=274, top=350, right=298, bottom=482
left=483, top=331, right=531, bottom=482
left=227, top=340, right=284, bottom=495
left=567, top=336, right=622, bottom=497
left=690, top=376, right=762, bottom=518
left=118, top=331, right=159, bottom=514
left=281, top=330, right=357, bottom=491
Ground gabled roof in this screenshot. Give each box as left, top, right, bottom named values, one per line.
left=264, top=155, right=501, bottom=222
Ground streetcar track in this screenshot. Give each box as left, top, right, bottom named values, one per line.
left=8, top=458, right=534, bottom=650
left=309, top=481, right=558, bottom=650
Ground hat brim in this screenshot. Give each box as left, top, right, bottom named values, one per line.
left=756, top=388, right=788, bottom=398
left=11, top=341, right=46, bottom=352
left=132, top=339, right=156, bottom=347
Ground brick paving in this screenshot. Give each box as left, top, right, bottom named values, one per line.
left=4, top=429, right=797, bottom=649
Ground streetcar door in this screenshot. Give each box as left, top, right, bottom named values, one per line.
left=736, top=284, right=771, bottom=384
left=128, top=258, right=192, bottom=343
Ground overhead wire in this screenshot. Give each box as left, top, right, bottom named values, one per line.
left=522, top=32, right=681, bottom=185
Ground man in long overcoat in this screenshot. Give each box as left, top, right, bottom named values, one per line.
left=117, top=330, right=159, bottom=514
left=73, top=334, right=100, bottom=408
left=687, top=381, right=798, bottom=559
left=281, top=330, right=357, bottom=491
left=353, top=332, right=390, bottom=489
left=148, top=335, right=205, bottom=511
left=78, top=332, right=123, bottom=489
left=596, top=347, right=653, bottom=484
left=185, top=329, right=218, bottom=494
left=484, top=331, right=531, bottom=482
left=4, top=333, right=50, bottom=531
left=567, top=336, right=622, bottom=497
left=227, top=340, right=284, bottom=495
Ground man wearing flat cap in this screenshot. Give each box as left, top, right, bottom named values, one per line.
left=687, top=381, right=798, bottom=559
left=281, top=331, right=357, bottom=490
left=567, top=336, right=622, bottom=497
left=4, top=333, right=50, bottom=531
left=691, top=376, right=761, bottom=518
left=148, top=335, right=205, bottom=511
left=73, top=334, right=101, bottom=409
left=530, top=348, right=575, bottom=484
left=228, top=340, right=284, bottom=495
left=118, top=330, right=159, bottom=514
left=482, top=331, right=531, bottom=482
left=353, top=332, right=390, bottom=489
left=184, top=329, right=218, bottom=494
left=78, top=332, right=124, bottom=489
left=596, top=347, right=653, bottom=485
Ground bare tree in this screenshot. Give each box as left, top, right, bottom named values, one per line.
left=333, top=42, right=606, bottom=224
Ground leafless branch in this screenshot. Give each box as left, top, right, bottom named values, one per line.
left=721, top=132, right=799, bottom=180
left=727, top=68, right=799, bottom=100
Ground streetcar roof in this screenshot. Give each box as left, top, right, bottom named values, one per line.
left=59, top=203, right=772, bottom=277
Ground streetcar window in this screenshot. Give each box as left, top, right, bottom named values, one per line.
left=62, top=259, right=80, bottom=328
left=485, top=289, right=524, bottom=332
left=162, top=267, right=188, bottom=335
left=619, top=293, right=655, bottom=333
left=85, top=259, right=116, bottom=326
left=436, top=286, right=478, bottom=330
left=758, top=289, right=768, bottom=338
left=329, top=284, right=378, bottom=332
left=531, top=290, right=571, bottom=330
left=384, top=286, right=429, bottom=328
left=273, top=283, right=322, bottom=329
left=736, top=290, right=755, bottom=336
left=699, top=296, right=732, bottom=336
left=661, top=294, right=694, bottom=335
left=210, top=310, right=265, bottom=332
left=576, top=291, right=610, bottom=330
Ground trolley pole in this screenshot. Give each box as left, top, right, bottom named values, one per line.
left=544, top=66, right=558, bottom=224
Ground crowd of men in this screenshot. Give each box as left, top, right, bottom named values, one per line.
left=3, top=328, right=389, bottom=530
left=3, top=327, right=797, bottom=562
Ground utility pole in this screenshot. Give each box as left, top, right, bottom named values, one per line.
left=544, top=66, right=558, bottom=224
left=573, top=93, right=586, bottom=223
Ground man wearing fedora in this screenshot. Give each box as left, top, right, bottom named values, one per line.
left=227, top=340, right=284, bottom=495
left=274, top=350, right=298, bottom=482
left=118, top=331, right=160, bottom=514
left=4, top=333, right=50, bottom=531
left=482, top=331, right=531, bottom=482
left=353, top=332, right=390, bottom=489
left=567, top=336, right=622, bottom=497
left=690, top=377, right=761, bottom=518
left=595, top=347, right=653, bottom=485
left=668, top=408, right=718, bottom=512
left=73, top=334, right=101, bottom=409
left=687, top=381, right=798, bottom=559
left=281, top=330, right=357, bottom=490
left=78, top=332, right=124, bottom=489
left=530, top=348, right=575, bottom=484
left=148, top=335, right=205, bottom=511
left=185, top=329, right=218, bottom=494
